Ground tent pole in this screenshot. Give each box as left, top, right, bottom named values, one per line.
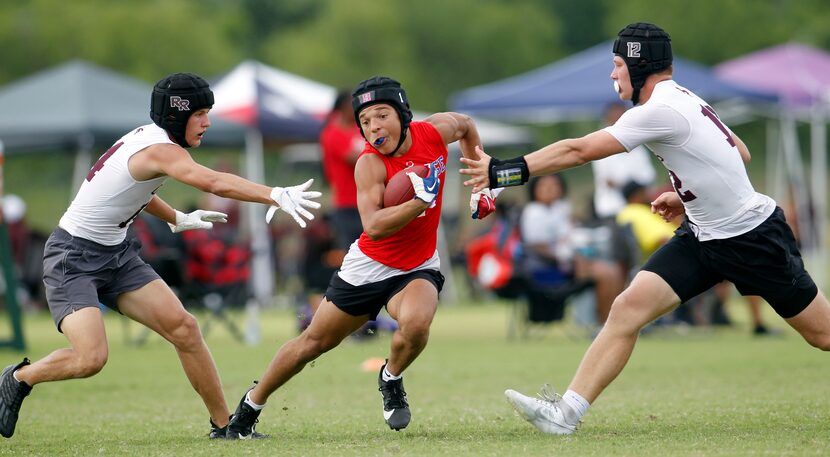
left=71, top=133, right=95, bottom=199
left=244, top=127, right=271, bottom=345
left=810, top=105, right=827, bottom=289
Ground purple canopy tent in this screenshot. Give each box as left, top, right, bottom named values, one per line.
left=716, top=43, right=830, bottom=286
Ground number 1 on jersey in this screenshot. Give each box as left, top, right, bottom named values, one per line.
left=701, top=105, right=736, bottom=147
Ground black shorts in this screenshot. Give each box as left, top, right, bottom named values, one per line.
left=642, top=207, right=817, bottom=318
left=42, top=228, right=160, bottom=331
left=324, top=269, right=445, bottom=320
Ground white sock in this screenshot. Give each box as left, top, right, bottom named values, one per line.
left=244, top=390, right=265, bottom=411
left=382, top=366, right=402, bottom=381
left=562, top=390, right=590, bottom=422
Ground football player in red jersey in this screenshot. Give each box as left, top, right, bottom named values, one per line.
left=227, top=76, right=494, bottom=437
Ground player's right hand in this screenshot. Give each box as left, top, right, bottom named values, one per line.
left=266, top=179, right=322, bottom=228
left=407, top=163, right=440, bottom=204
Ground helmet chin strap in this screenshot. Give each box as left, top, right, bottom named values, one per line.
left=390, top=129, right=407, bottom=154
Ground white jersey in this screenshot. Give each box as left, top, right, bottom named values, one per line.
left=603, top=80, right=775, bottom=241
left=59, top=124, right=172, bottom=245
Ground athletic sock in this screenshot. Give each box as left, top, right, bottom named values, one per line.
left=245, top=390, right=265, bottom=411
left=382, top=366, right=402, bottom=382
left=562, top=390, right=590, bottom=423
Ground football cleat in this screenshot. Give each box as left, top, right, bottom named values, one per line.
left=0, top=358, right=32, bottom=438
left=226, top=385, right=269, bottom=439
left=504, top=385, right=578, bottom=435
left=378, top=361, right=411, bottom=431
left=208, top=417, right=230, bottom=439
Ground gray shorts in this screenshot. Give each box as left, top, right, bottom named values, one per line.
left=43, top=228, right=161, bottom=332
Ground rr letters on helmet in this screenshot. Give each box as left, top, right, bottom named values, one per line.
left=169, top=96, right=191, bottom=111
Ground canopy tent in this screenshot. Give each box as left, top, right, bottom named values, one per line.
left=0, top=60, right=244, bottom=193
left=449, top=41, right=778, bottom=123
left=0, top=60, right=244, bottom=154
left=211, top=60, right=335, bottom=142
left=716, top=43, right=830, bottom=286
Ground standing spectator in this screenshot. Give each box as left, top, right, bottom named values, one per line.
left=591, top=103, right=656, bottom=219
left=320, top=89, right=365, bottom=251
left=319, top=89, right=393, bottom=337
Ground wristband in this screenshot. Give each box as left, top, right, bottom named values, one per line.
left=488, top=156, right=529, bottom=188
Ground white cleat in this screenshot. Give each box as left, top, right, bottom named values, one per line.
left=504, top=386, right=578, bottom=435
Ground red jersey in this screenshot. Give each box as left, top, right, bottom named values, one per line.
left=320, top=113, right=363, bottom=208
left=357, top=122, right=448, bottom=270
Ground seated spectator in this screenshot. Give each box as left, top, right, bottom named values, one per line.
left=519, top=175, right=625, bottom=325
left=2, top=194, right=47, bottom=310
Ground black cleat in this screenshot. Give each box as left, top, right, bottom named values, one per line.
left=226, top=385, right=268, bottom=439
left=208, top=417, right=230, bottom=439
left=378, top=361, right=411, bottom=431
left=0, top=358, right=32, bottom=439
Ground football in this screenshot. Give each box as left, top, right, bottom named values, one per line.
left=383, top=165, right=428, bottom=207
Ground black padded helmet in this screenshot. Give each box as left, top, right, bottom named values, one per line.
left=612, top=23, right=672, bottom=105
left=150, top=73, right=214, bottom=148
left=351, top=76, right=412, bottom=154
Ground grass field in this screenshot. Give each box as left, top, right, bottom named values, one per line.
left=0, top=301, right=828, bottom=457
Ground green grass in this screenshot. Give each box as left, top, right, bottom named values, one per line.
left=0, top=302, right=828, bottom=456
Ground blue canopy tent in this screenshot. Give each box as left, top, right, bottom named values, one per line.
left=449, top=41, right=777, bottom=123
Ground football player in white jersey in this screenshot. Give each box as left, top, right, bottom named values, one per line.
left=0, top=73, right=321, bottom=439
left=461, top=23, right=830, bottom=435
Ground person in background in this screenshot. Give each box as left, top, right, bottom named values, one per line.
left=591, top=103, right=656, bottom=220
left=0, top=73, right=321, bottom=440
left=319, top=89, right=395, bottom=337
left=520, top=175, right=625, bottom=325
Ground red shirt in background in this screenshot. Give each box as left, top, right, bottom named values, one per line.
left=320, top=112, right=364, bottom=208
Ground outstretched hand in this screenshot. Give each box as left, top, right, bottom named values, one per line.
left=459, top=145, right=492, bottom=193
left=651, top=191, right=685, bottom=222
left=168, top=209, right=228, bottom=233
left=267, top=179, right=323, bottom=228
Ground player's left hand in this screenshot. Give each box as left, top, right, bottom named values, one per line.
left=459, top=145, right=492, bottom=193
left=651, top=191, right=685, bottom=222
left=168, top=209, right=228, bottom=233
left=470, top=187, right=503, bottom=219
left=266, top=179, right=323, bottom=228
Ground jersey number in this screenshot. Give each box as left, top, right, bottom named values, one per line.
left=86, top=141, right=124, bottom=181
left=700, top=105, right=735, bottom=147
left=668, top=170, right=697, bottom=203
